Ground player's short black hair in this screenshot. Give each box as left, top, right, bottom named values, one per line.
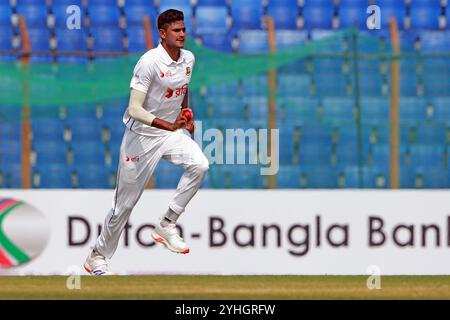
left=157, top=9, right=184, bottom=30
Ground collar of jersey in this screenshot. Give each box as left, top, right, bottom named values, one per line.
left=157, top=43, right=185, bottom=66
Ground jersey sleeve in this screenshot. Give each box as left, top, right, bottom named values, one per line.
left=130, top=57, right=155, bottom=94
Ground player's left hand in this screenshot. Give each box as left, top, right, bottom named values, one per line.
left=185, top=120, right=194, bottom=134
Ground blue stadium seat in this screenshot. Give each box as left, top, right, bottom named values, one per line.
left=298, top=139, right=332, bottom=167
left=32, top=140, right=68, bottom=164
left=0, top=24, right=13, bottom=51
left=75, top=164, right=112, bottom=188
left=302, top=0, right=334, bottom=29
left=0, top=122, right=21, bottom=141
left=409, top=0, right=443, bottom=29
left=0, top=3, right=12, bottom=26
left=242, top=95, right=268, bottom=121
left=0, top=140, right=21, bottom=164
left=422, top=59, right=449, bottom=96
left=197, top=0, right=228, bottom=5
left=29, top=32, right=53, bottom=62
left=229, top=165, right=265, bottom=188
left=195, top=6, right=228, bottom=34
left=410, top=145, right=445, bottom=168
left=16, top=1, right=48, bottom=28
left=32, top=163, right=72, bottom=188
left=275, top=30, right=308, bottom=49
left=359, top=62, right=383, bottom=96
left=124, top=2, right=158, bottom=27
left=360, top=97, right=389, bottom=125
left=399, top=97, right=427, bottom=123
left=278, top=126, right=295, bottom=165
left=267, top=0, right=299, bottom=30
left=237, top=30, right=268, bottom=53
left=277, top=74, right=311, bottom=97
left=413, top=168, right=449, bottom=188
left=90, top=27, right=124, bottom=51
left=205, top=81, right=239, bottom=95
left=418, top=31, right=450, bottom=52
left=344, top=165, right=388, bottom=188
left=154, top=160, right=184, bottom=189
left=276, top=165, right=303, bottom=188
left=241, top=75, right=268, bottom=95
left=278, top=97, right=318, bottom=124
left=312, top=57, right=348, bottom=97
left=32, top=118, right=65, bottom=141
left=376, top=0, right=406, bottom=29
left=68, top=117, right=102, bottom=142
left=87, top=4, right=120, bottom=27
left=0, top=105, right=21, bottom=123
left=323, top=97, right=355, bottom=124
left=200, top=32, right=233, bottom=52
left=55, top=28, right=87, bottom=51
left=304, top=167, right=338, bottom=188
left=409, top=124, right=448, bottom=145
left=207, top=95, right=244, bottom=118
left=126, top=25, right=145, bottom=52
left=338, top=0, right=368, bottom=28
left=71, top=142, right=106, bottom=165
left=27, top=28, right=50, bottom=51
left=432, top=97, right=450, bottom=125
left=1, top=163, right=22, bottom=188
left=231, top=0, right=263, bottom=30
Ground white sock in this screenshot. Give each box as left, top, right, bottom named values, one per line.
left=160, top=208, right=180, bottom=227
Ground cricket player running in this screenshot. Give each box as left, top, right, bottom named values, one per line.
left=84, top=9, right=209, bottom=275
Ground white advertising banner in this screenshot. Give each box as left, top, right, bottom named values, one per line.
left=0, top=190, right=449, bottom=275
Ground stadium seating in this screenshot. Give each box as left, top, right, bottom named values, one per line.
left=409, top=0, right=443, bottom=29
left=275, top=30, right=308, bottom=49
left=267, top=0, right=299, bottom=30
left=195, top=5, right=229, bottom=34
left=0, top=3, right=12, bottom=26
left=302, top=0, right=335, bottom=29
left=87, top=3, right=120, bottom=27
left=16, top=0, right=48, bottom=28
left=338, top=0, right=369, bottom=29
left=237, top=30, right=268, bottom=53
left=0, top=24, right=13, bottom=51
left=200, top=32, right=234, bottom=52
left=230, top=0, right=263, bottom=30
left=90, top=27, right=124, bottom=51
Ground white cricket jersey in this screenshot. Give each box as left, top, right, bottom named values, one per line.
left=124, top=43, right=195, bottom=136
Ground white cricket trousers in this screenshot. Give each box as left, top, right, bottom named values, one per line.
left=95, top=127, right=209, bottom=258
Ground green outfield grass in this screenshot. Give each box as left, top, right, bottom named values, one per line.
left=0, top=276, right=449, bottom=299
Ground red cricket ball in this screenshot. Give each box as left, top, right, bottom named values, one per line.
left=182, top=108, right=193, bottom=121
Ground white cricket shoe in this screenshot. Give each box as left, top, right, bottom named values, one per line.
left=84, top=248, right=115, bottom=276
left=152, top=223, right=190, bottom=254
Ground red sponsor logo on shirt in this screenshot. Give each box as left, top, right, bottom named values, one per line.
left=160, top=70, right=172, bottom=78
left=165, top=87, right=174, bottom=98
left=125, top=155, right=140, bottom=162
left=165, top=84, right=188, bottom=99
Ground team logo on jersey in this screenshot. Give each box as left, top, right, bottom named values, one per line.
left=186, top=67, right=191, bottom=76
left=0, top=198, right=50, bottom=269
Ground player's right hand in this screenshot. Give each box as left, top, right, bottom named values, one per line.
left=171, top=110, right=188, bottom=131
